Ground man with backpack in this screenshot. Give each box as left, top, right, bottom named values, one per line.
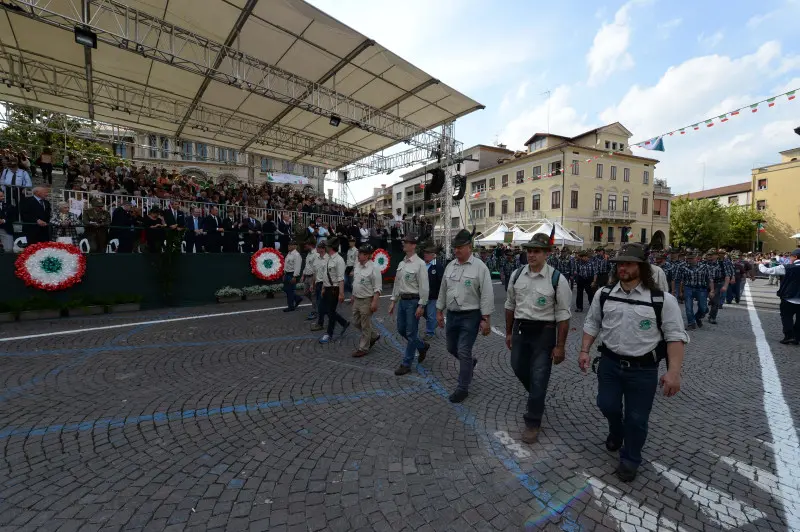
left=505, top=233, right=573, bottom=444
left=578, top=243, right=688, bottom=482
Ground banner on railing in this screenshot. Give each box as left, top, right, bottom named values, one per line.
left=266, top=173, right=310, bottom=185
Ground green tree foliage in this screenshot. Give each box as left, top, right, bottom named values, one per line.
left=669, top=198, right=728, bottom=249
left=0, top=103, right=122, bottom=166
left=723, top=205, right=759, bottom=250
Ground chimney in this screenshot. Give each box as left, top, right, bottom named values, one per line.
left=498, top=143, right=507, bottom=149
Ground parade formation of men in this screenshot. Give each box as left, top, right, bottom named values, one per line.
left=294, top=228, right=798, bottom=482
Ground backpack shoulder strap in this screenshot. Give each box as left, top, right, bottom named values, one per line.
left=511, top=266, right=525, bottom=287
left=598, top=285, right=613, bottom=321
left=650, top=290, right=664, bottom=337
left=551, top=269, right=560, bottom=307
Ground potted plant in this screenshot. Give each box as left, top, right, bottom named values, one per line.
left=108, top=294, right=143, bottom=313
left=242, top=285, right=270, bottom=301
left=215, top=286, right=243, bottom=303
left=65, top=297, right=106, bottom=317
left=18, top=297, right=61, bottom=321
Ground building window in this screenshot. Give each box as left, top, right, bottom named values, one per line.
left=643, top=170, right=650, bottom=184
left=622, top=196, right=629, bottom=212
left=452, top=217, right=460, bottom=229
left=728, top=195, right=738, bottom=205
left=640, top=228, right=647, bottom=244
left=607, top=226, right=615, bottom=243
left=260, top=157, right=269, bottom=172
left=605, top=141, right=610, bottom=149
left=551, top=190, right=561, bottom=209
left=196, top=143, right=207, bottom=161
left=148, top=135, right=157, bottom=158
left=594, top=193, right=602, bottom=211
left=114, top=144, right=125, bottom=157
left=593, top=226, right=603, bottom=242
left=516, top=170, right=525, bottom=184
left=610, top=166, right=617, bottom=180
left=182, top=141, right=193, bottom=160
left=489, top=178, right=495, bottom=190
left=514, top=197, right=525, bottom=212
left=471, top=180, right=486, bottom=193
left=502, top=174, right=509, bottom=187
left=532, top=165, right=541, bottom=180
left=608, top=194, right=617, bottom=211
left=596, top=164, right=603, bottom=179
left=396, top=192, right=402, bottom=201
left=550, top=160, right=562, bottom=174
left=653, top=199, right=668, bottom=216
left=571, top=160, right=579, bottom=175
left=620, top=144, right=625, bottom=150
left=471, top=207, right=486, bottom=219
left=621, top=227, right=629, bottom=243
left=623, top=168, right=630, bottom=182
left=160, top=136, right=169, bottom=159
left=758, top=178, right=767, bottom=190
left=489, top=202, right=495, bottom=217
left=570, top=190, right=579, bottom=209
left=532, top=194, right=540, bottom=210
left=501, top=200, right=508, bottom=215
left=642, top=198, right=648, bottom=214
left=757, top=200, right=766, bottom=211
left=612, top=142, right=618, bottom=150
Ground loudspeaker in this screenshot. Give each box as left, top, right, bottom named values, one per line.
left=451, top=174, right=466, bottom=201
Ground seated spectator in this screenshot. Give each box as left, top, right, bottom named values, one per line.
left=50, top=201, right=82, bottom=246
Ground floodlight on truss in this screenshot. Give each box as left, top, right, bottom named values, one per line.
left=338, top=137, right=464, bottom=181
left=0, top=0, right=448, bottom=152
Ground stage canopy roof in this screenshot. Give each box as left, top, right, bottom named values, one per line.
left=0, top=0, right=483, bottom=171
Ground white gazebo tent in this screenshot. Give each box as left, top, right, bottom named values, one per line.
left=528, top=221, right=584, bottom=247
left=475, top=224, right=532, bottom=245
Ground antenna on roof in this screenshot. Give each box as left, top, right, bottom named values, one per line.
left=541, top=90, right=551, bottom=134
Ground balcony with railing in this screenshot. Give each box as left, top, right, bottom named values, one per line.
left=592, top=210, right=638, bottom=222
left=489, top=211, right=545, bottom=223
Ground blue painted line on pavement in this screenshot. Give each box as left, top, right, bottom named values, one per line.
left=0, top=334, right=320, bottom=358
left=371, top=318, right=585, bottom=531
left=0, top=386, right=424, bottom=441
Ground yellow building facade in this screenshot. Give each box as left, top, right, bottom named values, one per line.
left=751, top=147, right=800, bottom=251
left=465, top=123, right=672, bottom=249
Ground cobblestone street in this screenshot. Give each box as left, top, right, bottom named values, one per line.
left=1, top=279, right=798, bottom=531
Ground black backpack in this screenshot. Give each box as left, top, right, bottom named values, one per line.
left=598, top=285, right=668, bottom=363
left=510, top=266, right=561, bottom=307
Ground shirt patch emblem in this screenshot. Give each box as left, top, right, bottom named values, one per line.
left=639, top=319, right=652, bottom=331
left=359, top=278, right=367, bottom=284
left=464, top=279, right=472, bottom=287
left=431, top=269, right=436, bottom=275
left=536, top=296, right=546, bottom=306
left=404, top=272, right=413, bottom=281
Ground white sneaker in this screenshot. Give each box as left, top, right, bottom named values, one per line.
left=319, top=334, right=331, bottom=344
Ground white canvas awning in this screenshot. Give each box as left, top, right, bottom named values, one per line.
left=475, top=224, right=533, bottom=245
left=791, top=233, right=800, bottom=239
left=529, top=221, right=584, bottom=247
left=0, top=0, right=482, bottom=170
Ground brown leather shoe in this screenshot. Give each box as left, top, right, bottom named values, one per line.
left=352, top=349, right=367, bottom=358
left=521, top=427, right=540, bottom=444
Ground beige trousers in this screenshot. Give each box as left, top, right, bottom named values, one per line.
left=352, top=297, right=378, bottom=351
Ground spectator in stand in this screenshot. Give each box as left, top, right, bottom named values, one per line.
left=82, top=196, right=111, bottom=253
left=142, top=207, right=167, bottom=253
left=1, top=157, right=33, bottom=204
left=243, top=209, right=261, bottom=253
left=203, top=206, right=223, bottom=253
left=0, top=190, right=13, bottom=252
left=262, top=214, right=277, bottom=250
left=110, top=202, right=135, bottom=253
left=185, top=207, right=205, bottom=253
left=50, top=202, right=82, bottom=245
left=20, top=186, right=51, bottom=245
left=277, top=212, right=293, bottom=251
left=222, top=206, right=241, bottom=253
left=37, top=147, right=54, bottom=185
left=359, top=221, right=369, bottom=245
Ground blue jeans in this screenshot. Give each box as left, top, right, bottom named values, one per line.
left=344, top=269, right=353, bottom=295
left=397, top=299, right=425, bottom=367
left=423, top=300, right=437, bottom=335
left=683, top=286, right=708, bottom=325
left=726, top=279, right=741, bottom=304
left=446, top=310, right=481, bottom=393
left=283, top=273, right=300, bottom=309
left=709, top=281, right=724, bottom=319
left=510, top=322, right=556, bottom=427
left=597, top=356, right=658, bottom=469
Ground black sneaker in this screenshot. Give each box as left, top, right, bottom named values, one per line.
left=394, top=364, right=411, bottom=376
left=340, top=321, right=350, bottom=337
left=605, top=434, right=622, bottom=452
left=696, top=317, right=703, bottom=328
left=687, top=324, right=697, bottom=331
left=780, top=336, right=794, bottom=345
left=283, top=308, right=294, bottom=313
left=615, top=465, right=637, bottom=483
left=708, top=317, right=717, bottom=324
left=417, top=342, right=430, bottom=363
left=449, top=389, right=468, bottom=403
left=575, top=308, right=583, bottom=313
left=370, top=335, right=381, bottom=348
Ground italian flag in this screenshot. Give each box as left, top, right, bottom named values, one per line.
left=731, top=110, right=740, bottom=116
left=788, top=91, right=796, bottom=101
left=750, top=104, right=759, bottom=113
left=767, top=98, right=776, bottom=107
left=692, top=124, right=700, bottom=130
left=719, top=114, right=728, bottom=122
left=705, top=120, right=714, bottom=127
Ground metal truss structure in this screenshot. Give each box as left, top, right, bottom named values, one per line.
left=1, top=0, right=447, bottom=155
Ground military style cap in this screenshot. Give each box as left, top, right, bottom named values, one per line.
left=792, top=248, right=800, bottom=257
left=578, top=250, right=591, bottom=257
left=326, top=238, right=339, bottom=249
left=595, top=245, right=605, bottom=252
left=451, top=228, right=474, bottom=247
left=521, top=233, right=552, bottom=250
left=422, top=241, right=438, bottom=254
left=316, top=240, right=327, bottom=249
left=610, top=243, right=647, bottom=263
left=358, top=244, right=373, bottom=254
left=402, top=234, right=418, bottom=244
left=348, top=236, right=356, bottom=242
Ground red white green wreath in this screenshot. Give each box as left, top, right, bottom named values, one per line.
left=371, top=248, right=391, bottom=275
left=15, top=242, right=86, bottom=291
left=251, top=247, right=285, bottom=281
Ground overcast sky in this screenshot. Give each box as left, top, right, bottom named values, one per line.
left=310, top=0, right=800, bottom=204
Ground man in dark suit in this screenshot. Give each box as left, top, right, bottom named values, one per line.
left=110, top=202, right=136, bottom=253
left=242, top=209, right=262, bottom=253
left=203, top=206, right=223, bottom=253
left=422, top=242, right=444, bottom=339
left=277, top=212, right=292, bottom=252
left=184, top=207, right=205, bottom=253
left=163, top=202, right=185, bottom=236
left=20, top=187, right=51, bottom=245
left=0, top=189, right=14, bottom=251
left=222, top=207, right=241, bottom=253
